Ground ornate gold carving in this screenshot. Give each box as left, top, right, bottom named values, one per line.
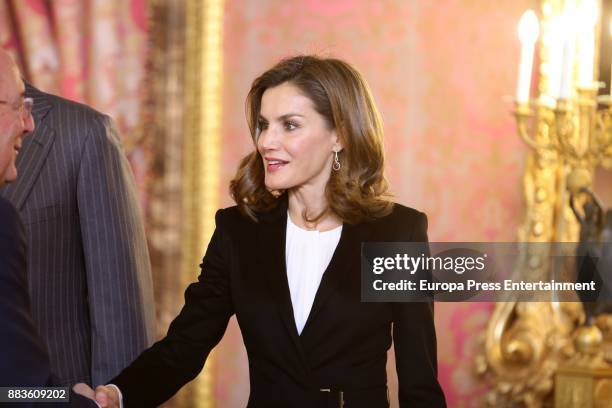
left=555, top=373, right=593, bottom=408
left=594, top=379, right=612, bottom=408
left=147, top=0, right=223, bottom=406
left=181, top=0, right=224, bottom=407
left=478, top=1, right=612, bottom=406
left=146, top=1, right=191, bottom=407
left=596, top=315, right=612, bottom=364
left=555, top=322, right=612, bottom=408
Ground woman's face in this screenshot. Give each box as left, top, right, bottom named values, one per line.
left=257, top=82, right=340, bottom=193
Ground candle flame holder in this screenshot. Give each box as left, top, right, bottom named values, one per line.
left=515, top=89, right=612, bottom=183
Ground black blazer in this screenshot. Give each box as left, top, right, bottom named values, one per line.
left=0, top=197, right=97, bottom=408
left=0, top=196, right=53, bottom=387
left=112, top=197, right=446, bottom=407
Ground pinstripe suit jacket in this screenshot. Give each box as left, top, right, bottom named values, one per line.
left=0, top=84, right=156, bottom=387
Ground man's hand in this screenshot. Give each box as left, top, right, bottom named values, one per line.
left=73, top=383, right=120, bottom=408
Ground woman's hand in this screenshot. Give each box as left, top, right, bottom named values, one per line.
left=73, top=383, right=120, bottom=407
left=93, top=385, right=120, bottom=408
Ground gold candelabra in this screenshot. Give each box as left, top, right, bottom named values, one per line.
left=516, top=87, right=612, bottom=191
left=477, top=1, right=612, bottom=407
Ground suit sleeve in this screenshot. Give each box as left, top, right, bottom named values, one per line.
left=392, top=212, right=446, bottom=407
left=76, top=115, right=156, bottom=386
left=0, top=200, right=53, bottom=387
left=110, top=210, right=234, bottom=407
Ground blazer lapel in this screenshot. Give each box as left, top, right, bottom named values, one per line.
left=255, top=196, right=368, bottom=372
left=300, top=222, right=364, bottom=337
left=255, top=195, right=310, bottom=368
left=1, top=85, right=56, bottom=209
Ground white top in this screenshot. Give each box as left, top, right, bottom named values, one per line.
left=285, top=212, right=342, bottom=335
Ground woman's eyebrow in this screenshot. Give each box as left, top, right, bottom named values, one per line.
left=259, top=113, right=304, bottom=121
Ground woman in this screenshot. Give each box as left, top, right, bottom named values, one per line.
left=82, top=55, right=446, bottom=407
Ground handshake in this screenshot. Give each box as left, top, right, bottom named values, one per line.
left=73, top=383, right=121, bottom=408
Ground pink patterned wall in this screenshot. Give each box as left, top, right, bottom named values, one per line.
left=217, top=1, right=538, bottom=407
left=0, top=0, right=150, bottom=209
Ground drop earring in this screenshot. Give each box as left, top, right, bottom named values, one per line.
left=332, top=151, right=341, bottom=171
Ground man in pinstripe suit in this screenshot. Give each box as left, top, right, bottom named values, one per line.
left=0, top=49, right=97, bottom=407
left=0, top=49, right=45, bottom=386
left=0, top=48, right=157, bottom=388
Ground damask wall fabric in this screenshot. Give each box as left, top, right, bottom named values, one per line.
left=0, top=0, right=150, bottom=208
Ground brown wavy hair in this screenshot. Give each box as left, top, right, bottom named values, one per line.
left=230, top=55, right=393, bottom=224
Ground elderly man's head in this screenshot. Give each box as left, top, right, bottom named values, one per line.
left=0, top=49, right=34, bottom=186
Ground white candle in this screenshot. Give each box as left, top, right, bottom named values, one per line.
left=609, top=18, right=612, bottom=98
left=560, top=27, right=575, bottom=99
left=516, top=10, right=539, bottom=104
left=547, top=17, right=564, bottom=100
left=578, top=34, right=595, bottom=86
left=577, top=0, right=598, bottom=88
